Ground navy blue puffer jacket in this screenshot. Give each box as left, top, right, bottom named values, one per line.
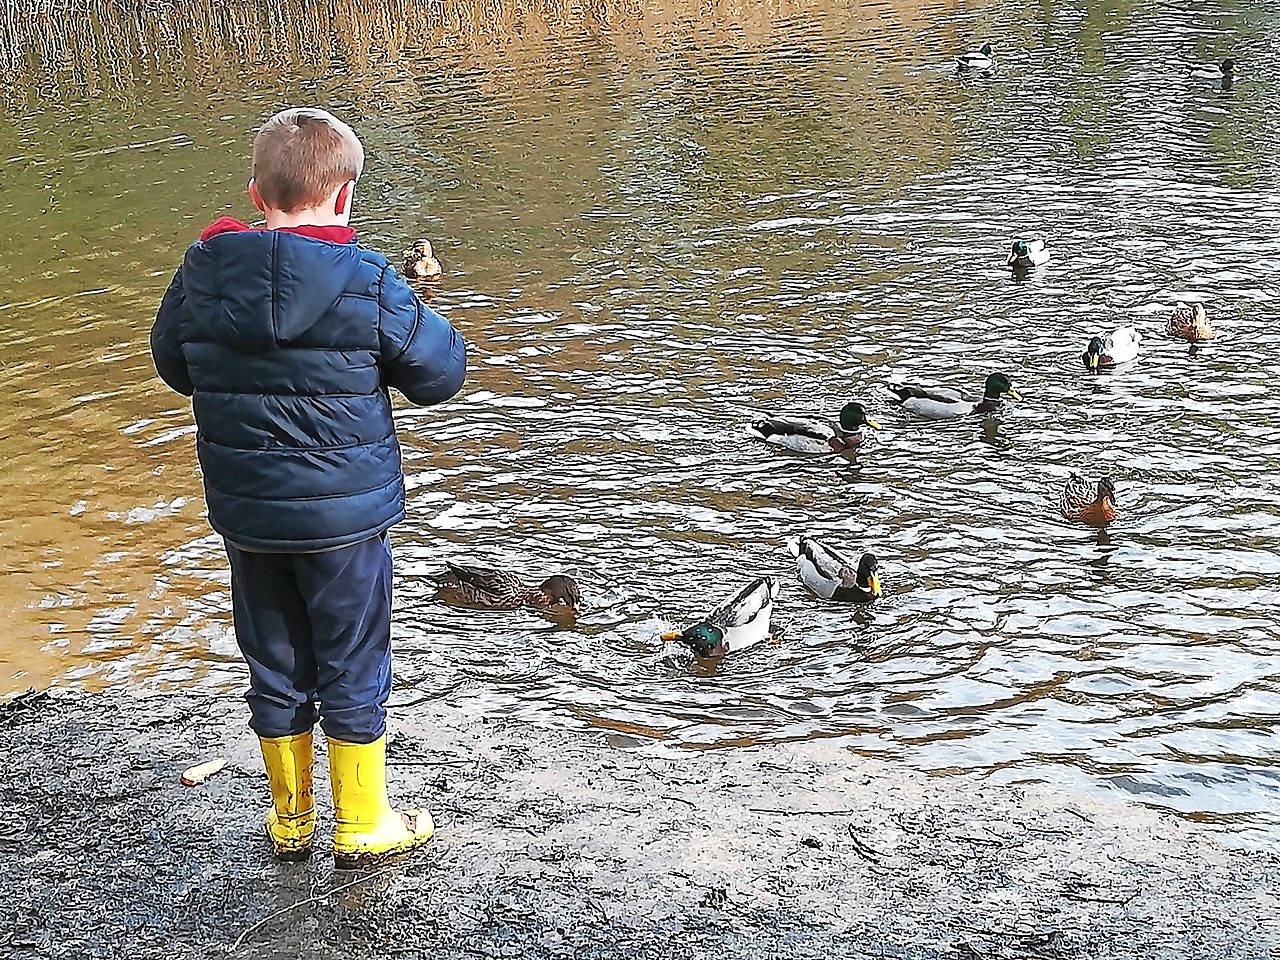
left=150, top=219, right=467, bottom=552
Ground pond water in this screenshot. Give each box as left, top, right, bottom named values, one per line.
left=1, top=0, right=1277, bottom=846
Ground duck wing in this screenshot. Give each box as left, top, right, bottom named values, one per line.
left=705, top=576, right=780, bottom=651
left=887, top=382, right=975, bottom=404
left=1058, top=473, right=1094, bottom=520
left=748, top=417, right=836, bottom=453
left=788, top=536, right=858, bottom=600
left=438, top=562, right=524, bottom=601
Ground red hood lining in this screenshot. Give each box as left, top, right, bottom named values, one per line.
left=198, top=216, right=357, bottom=245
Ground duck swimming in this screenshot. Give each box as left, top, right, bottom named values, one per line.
left=788, top=536, right=881, bottom=603
left=1167, top=302, right=1215, bottom=342
left=661, top=577, right=780, bottom=659
left=885, top=372, right=1020, bottom=420
left=1190, top=58, right=1234, bottom=84
left=403, top=239, right=444, bottom=281
left=1008, top=239, right=1050, bottom=269
left=957, top=43, right=995, bottom=71
left=748, top=402, right=880, bottom=455
left=434, top=563, right=580, bottom=616
left=1060, top=474, right=1118, bottom=527
left=1082, top=326, right=1141, bottom=372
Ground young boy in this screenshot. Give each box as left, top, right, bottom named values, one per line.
left=150, top=107, right=466, bottom=869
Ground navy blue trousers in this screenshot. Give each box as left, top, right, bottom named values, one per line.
left=225, top=533, right=393, bottom=743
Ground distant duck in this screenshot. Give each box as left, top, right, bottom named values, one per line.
left=434, top=562, right=581, bottom=616
left=788, top=536, right=881, bottom=603
left=661, top=577, right=780, bottom=659
left=1059, top=474, right=1118, bottom=527
left=885, top=372, right=1020, bottom=419
left=1082, top=326, right=1141, bottom=372
left=1008, top=239, right=1050, bottom=269
left=957, top=43, right=995, bottom=71
left=403, top=239, right=444, bottom=281
left=748, top=402, right=880, bottom=455
left=1167, top=301, right=1216, bottom=342
left=1191, top=58, right=1234, bottom=84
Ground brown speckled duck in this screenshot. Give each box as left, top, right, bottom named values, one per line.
left=403, top=239, right=444, bottom=282
left=1059, top=474, right=1118, bottom=527
left=1167, top=302, right=1215, bottom=342
left=433, top=562, right=580, bottom=616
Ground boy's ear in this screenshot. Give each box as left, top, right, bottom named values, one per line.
left=248, top=179, right=267, bottom=213
left=335, top=180, right=356, bottom=216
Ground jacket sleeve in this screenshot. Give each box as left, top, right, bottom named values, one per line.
left=150, top=269, right=194, bottom=397
left=377, top=267, right=467, bottom=406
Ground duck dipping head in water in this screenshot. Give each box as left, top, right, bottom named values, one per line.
left=537, top=574, right=582, bottom=616
left=662, top=623, right=727, bottom=659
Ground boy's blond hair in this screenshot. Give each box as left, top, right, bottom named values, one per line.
left=252, top=107, right=365, bottom=213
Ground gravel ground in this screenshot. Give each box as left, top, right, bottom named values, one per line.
left=0, top=689, right=1276, bottom=960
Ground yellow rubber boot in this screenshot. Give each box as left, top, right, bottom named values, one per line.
left=258, top=732, right=316, bottom=862
left=329, top=735, right=434, bottom=870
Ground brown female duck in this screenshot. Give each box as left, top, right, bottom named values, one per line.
left=1167, top=302, right=1215, bottom=342
left=1059, top=474, right=1118, bottom=527
left=434, top=562, right=580, bottom=616
left=403, top=239, right=444, bottom=282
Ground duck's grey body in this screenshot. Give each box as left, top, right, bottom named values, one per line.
left=788, top=537, right=881, bottom=603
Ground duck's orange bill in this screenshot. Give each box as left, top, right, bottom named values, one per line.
left=660, top=631, right=683, bottom=641
left=869, top=574, right=883, bottom=597
left=1006, top=387, right=1022, bottom=400
left=865, top=417, right=882, bottom=430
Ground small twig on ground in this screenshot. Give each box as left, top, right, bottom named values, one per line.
left=229, top=865, right=398, bottom=951
left=389, top=757, right=476, bottom=767
left=845, top=824, right=882, bottom=864
left=955, top=834, right=1007, bottom=846
left=1061, top=890, right=1139, bottom=905
left=748, top=807, right=861, bottom=816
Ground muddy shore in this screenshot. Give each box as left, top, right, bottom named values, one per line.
left=1, top=690, right=1276, bottom=960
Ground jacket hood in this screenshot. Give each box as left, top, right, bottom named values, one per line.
left=182, top=219, right=364, bottom=352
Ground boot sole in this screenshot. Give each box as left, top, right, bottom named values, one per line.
left=333, top=837, right=432, bottom=871
left=266, top=823, right=315, bottom=863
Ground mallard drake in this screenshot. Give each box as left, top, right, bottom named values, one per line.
left=885, top=372, right=1020, bottom=419
left=661, top=577, right=780, bottom=658
left=1008, top=239, right=1050, bottom=269
left=1167, top=302, right=1216, bottom=342
left=1191, top=58, right=1234, bottom=83
left=957, top=43, right=995, bottom=71
left=434, top=562, right=580, bottom=616
left=1082, top=326, right=1141, bottom=372
left=1059, top=474, right=1118, bottom=527
left=747, top=402, right=880, bottom=455
left=788, top=536, right=881, bottom=603
left=403, top=239, right=443, bottom=281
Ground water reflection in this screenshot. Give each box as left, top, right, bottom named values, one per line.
left=0, top=0, right=1278, bottom=848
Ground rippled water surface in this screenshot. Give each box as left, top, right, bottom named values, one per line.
left=2, top=0, right=1278, bottom=844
